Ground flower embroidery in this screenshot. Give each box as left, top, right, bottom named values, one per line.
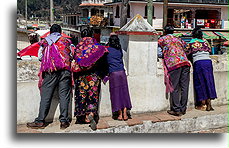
left=89, top=81, right=95, bottom=86
left=88, top=90, right=93, bottom=96
left=92, top=76, right=98, bottom=81
left=80, top=82, right=85, bottom=87
left=92, top=86, right=97, bottom=91
left=80, top=90, right=85, bottom=94
left=192, top=42, right=202, bottom=48
left=83, top=85, right=89, bottom=90
left=86, top=76, right=92, bottom=81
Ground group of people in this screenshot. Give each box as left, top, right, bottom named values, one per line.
left=158, top=25, right=217, bottom=116
left=27, top=24, right=132, bottom=131
left=26, top=23, right=217, bottom=131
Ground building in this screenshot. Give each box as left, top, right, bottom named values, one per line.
left=106, top=0, right=228, bottom=29
left=105, top=0, right=228, bottom=54
left=62, top=0, right=114, bottom=43
left=63, top=0, right=113, bottom=28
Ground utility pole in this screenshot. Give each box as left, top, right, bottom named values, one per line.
left=120, top=0, right=129, bottom=28
left=25, top=0, right=27, bottom=30
left=163, top=0, right=168, bottom=28
left=50, top=0, right=54, bottom=25
left=147, top=0, right=153, bottom=26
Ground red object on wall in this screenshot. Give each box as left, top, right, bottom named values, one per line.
left=17, top=42, right=40, bottom=57
left=210, top=19, right=215, bottom=24
left=205, top=23, right=210, bottom=28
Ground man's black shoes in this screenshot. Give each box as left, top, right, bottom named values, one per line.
left=27, top=122, right=45, bottom=129
left=60, top=122, right=70, bottom=129
left=167, top=110, right=183, bottom=116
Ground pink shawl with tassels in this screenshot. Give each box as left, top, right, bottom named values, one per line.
left=163, top=60, right=174, bottom=93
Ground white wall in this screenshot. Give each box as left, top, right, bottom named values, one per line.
left=131, top=3, right=145, bottom=18
left=221, top=7, right=228, bottom=29
left=17, top=47, right=228, bottom=125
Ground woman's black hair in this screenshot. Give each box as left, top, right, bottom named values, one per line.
left=81, top=28, right=93, bottom=38
left=108, top=35, right=121, bottom=49
left=50, top=24, right=62, bottom=34
left=192, top=27, right=203, bottom=39
left=164, top=25, right=174, bottom=35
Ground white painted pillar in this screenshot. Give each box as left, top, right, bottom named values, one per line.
left=88, top=8, right=92, bottom=17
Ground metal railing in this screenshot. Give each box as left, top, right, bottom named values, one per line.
left=112, top=0, right=228, bottom=4
left=156, top=0, right=228, bottom=4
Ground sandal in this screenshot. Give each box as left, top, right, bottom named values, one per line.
left=123, top=108, right=128, bottom=121
left=195, top=105, right=207, bottom=111
left=88, top=114, right=97, bottom=131
left=117, top=110, right=123, bottom=121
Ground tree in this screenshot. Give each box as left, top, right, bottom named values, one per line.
left=17, top=0, right=82, bottom=20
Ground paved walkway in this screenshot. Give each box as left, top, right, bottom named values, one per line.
left=17, top=105, right=228, bottom=133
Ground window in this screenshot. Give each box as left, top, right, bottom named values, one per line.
left=127, top=4, right=130, bottom=18
left=115, top=5, right=120, bottom=18
left=144, top=5, right=154, bottom=18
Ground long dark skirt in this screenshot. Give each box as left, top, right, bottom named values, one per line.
left=109, top=70, right=132, bottom=112
left=74, top=72, right=101, bottom=117
left=193, top=60, right=217, bottom=102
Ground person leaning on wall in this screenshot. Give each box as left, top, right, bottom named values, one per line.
left=185, top=27, right=217, bottom=111
left=106, top=33, right=132, bottom=121
left=71, top=28, right=108, bottom=131
left=158, top=25, right=191, bottom=116
left=27, top=24, right=73, bottom=129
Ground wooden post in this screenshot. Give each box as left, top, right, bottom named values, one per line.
left=163, top=0, right=168, bottom=28
left=120, top=0, right=129, bottom=27
left=25, top=0, right=27, bottom=30
left=147, top=0, right=153, bottom=26
left=50, top=0, right=54, bottom=25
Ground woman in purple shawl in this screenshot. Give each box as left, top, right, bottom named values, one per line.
left=71, top=29, right=108, bottom=130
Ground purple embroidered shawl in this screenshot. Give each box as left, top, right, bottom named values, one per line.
left=72, top=37, right=108, bottom=72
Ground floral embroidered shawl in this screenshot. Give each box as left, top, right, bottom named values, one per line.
left=186, top=38, right=211, bottom=55
left=71, top=37, right=108, bottom=72
left=158, top=34, right=191, bottom=72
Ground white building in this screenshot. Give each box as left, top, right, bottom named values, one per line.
left=80, top=0, right=113, bottom=17
left=105, top=0, right=228, bottom=29
left=62, top=0, right=113, bottom=28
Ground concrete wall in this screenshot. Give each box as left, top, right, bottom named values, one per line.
left=17, top=32, right=31, bottom=50
left=17, top=50, right=228, bottom=124
left=153, top=4, right=163, bottom=28
left=131, top=3, right=145, bottom=18
left=221, top=7, right=228, bottom=29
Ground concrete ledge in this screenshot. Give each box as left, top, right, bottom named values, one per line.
left=17, top=105, right=228, bottom=133
left=66, top=114, right=227, bottom=133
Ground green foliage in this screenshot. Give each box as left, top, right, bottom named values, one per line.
left=17, top=0, right=82, bottom=20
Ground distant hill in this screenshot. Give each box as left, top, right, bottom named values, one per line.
left=17, top=0, right=82, bottom=20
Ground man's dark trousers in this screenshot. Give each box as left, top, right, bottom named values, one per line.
left=169, top=66, right=190, bottom=113
left=35, top=70, right=71, bottom=123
